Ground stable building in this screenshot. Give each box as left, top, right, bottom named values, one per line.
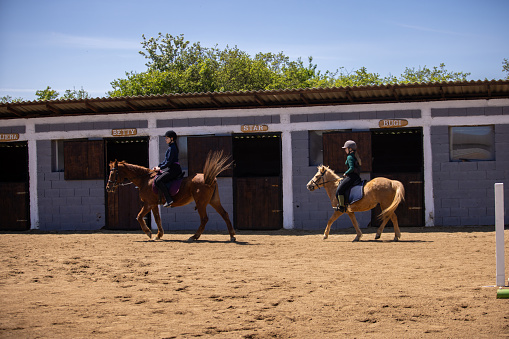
left=1, top=80, right=508, bottom=232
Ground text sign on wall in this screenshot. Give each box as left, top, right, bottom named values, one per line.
left=112, top=128, right=137, bottom=137
left=0, top=133, right=20, bottom=142
left=241, top=124, right=269, bottom=133
left=378, top=119, right=408, bottom=128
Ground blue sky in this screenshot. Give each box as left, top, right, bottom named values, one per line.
left=1, top=0, right=508, bottom=101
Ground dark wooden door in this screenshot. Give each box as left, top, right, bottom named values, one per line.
left=323, top=131, right=372, bottom=173
left=105, top=138, right=149, bottom=230
left=187, top=136, right=233, bottom=176
left=0, top=142, right=29, bottom=231
left=0, top=182, right=29, bottom=231
left=233, top=133, right=282, bottom=230
left=107, top=184, right=145, bottom=230
left=370, top=172, right=424, bottom=227
left=234, top=177, right=282, bottom=230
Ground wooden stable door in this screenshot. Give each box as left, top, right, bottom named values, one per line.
left=233, top=133, right=282, bottom=230
left=105, top=138, right=149, bottom=230
left=0, top=142, right=29, bottom=231
left=107, top=184, right=145, bottom=230
left=370, top=172, right=424, bottom=227
left=0, top=183, right=29, bottom=231
left=323, top=131, right=372, bottom=173
left=234, top=177, right=282, bottom=230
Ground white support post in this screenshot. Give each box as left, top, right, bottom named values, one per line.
left=495, top=183, right=505, bottom=287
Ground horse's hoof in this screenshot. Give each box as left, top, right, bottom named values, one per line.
left=230, top=236, right=237, bottom=242
left=353, top=235, right=362, bottom=242
left=146, top=233, right=152, bottom=239
left=393, top=237, right=399, bottom=242
left=187, top=236, right=196, bottom=242
left=323, top=235, right=328, bottom=240
left=375, top=234, right=381, bottom=240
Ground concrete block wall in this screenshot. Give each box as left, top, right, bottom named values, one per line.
left=291, top=130, right=371, bottom=231
left=290, top=109, right=420, bottom=123
left=34, top=120, right=148, bottom=133
left=37, top=140, right=105, bottom=231
left=431, top=121, right=509, bottom=226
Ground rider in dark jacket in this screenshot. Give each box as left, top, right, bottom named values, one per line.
left=153, top=130, right=183, bottom=207
left=335, top=140, right=362, bottom=212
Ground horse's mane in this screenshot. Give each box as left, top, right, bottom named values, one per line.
left=118, top=161, right=154, bottom=178
left=318, top=165, right=341, bottom=184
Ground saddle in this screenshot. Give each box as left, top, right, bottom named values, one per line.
left=344, top=180, right=367, bottom=205
left=152, top=171, right=185, bottom=202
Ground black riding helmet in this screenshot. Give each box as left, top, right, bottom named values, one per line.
left=164, top=130, right=177, bottom=139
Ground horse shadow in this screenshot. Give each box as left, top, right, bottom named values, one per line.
left=135, top=238, right=253, bottom=246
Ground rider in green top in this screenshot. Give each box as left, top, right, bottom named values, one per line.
left=335, top=140, right=362, bottom=212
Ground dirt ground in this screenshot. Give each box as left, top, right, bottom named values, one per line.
left=0, top=226, right=508, bottom=338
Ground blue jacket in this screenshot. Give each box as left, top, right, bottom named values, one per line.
left=158, top=143, right=179, bottom=170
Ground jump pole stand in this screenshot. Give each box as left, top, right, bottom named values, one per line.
left=495, top=183, right=506, bottom=289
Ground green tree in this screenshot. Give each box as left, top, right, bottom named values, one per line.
left=398, top=63, right=470, bottom=83
left=35, top=86, right=59, bottom=100
left=503, top=58, right=509, bottom=80
left=108, top=33, right=474, bottom=97
left=0, top=95, right=24, bottom=103
left=61, top=87, right=91, bottom=100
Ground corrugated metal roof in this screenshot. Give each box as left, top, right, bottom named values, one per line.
left=1, top=80, right=508, bottom=120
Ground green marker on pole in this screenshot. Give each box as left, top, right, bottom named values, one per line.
left=497, top=289, right=509, bottom=299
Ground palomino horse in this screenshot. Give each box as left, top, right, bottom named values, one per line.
left=306, top=165, right=405, bottom=241
left=106, top=151, right=236, bottom=242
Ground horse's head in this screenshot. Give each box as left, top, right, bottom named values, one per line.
left=307, top=165, right=330, bottom=191
left=106, top=160, right=120, bottom=193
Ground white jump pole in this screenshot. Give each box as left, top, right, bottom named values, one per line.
left=495, top=183, right=505, bottom=287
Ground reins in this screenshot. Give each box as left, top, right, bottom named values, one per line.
left=107, top=165, right=153, bottom=190
left=311, top=169, right=338, bottom=189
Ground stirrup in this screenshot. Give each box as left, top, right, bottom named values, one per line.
left=163, top=200, right=173, bottom=207
left=334, top=205, right=346, bottom=212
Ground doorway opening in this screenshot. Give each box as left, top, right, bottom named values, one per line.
left=371, top=128, right=424, bottom=226
left=105, top=137, right=149, bottom=230
left=233, top=133, right=282, bottom=230
left=0, top=142, right=29, bottom=230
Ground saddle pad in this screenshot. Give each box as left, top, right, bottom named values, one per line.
left=346, top=180, right=366, bottom=205
left=152, top=175, right=183, bottom=197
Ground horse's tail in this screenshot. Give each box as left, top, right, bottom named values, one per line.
left=203, top=150, right=233, bottom=186
left=379, top=180, right=405, bottom=223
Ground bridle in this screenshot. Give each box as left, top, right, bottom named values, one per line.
left=106, top=165, right=132, bottom=191
left=310, top=169, right=335, bottom=189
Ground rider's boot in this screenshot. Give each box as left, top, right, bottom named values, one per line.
left=334, top=195, right=346, bottom=212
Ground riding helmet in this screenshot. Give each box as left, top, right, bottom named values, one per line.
left=164, top=130, right=177, bottom=139
left=342, top=140, right=357, bottom=150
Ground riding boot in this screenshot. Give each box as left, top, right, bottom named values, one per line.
left=334, top=195, right=346, bottom=212
left=157, top=182, right=173, bottom=207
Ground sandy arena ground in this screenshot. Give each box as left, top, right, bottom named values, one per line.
left=1, top=226, right=508, bottom=338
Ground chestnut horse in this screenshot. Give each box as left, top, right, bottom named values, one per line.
left=306, top=165, right=405, bottom=241
left=106, top=151, right=236, bottom=242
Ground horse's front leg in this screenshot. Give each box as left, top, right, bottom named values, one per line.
left=346, top=212, right=363, bottom=242
left=137, top=204, right=153, bottom=239
left=323, top=211, right=342, bottom=240
left=151, top=206, right=164, bottom=240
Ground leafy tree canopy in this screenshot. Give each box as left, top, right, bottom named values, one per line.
left=34, top=86, right=90, bottom=101
left=108, top=33, right=474, bottom=97
left=36, top=86, right=60, bottom=101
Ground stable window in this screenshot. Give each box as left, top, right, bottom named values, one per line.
left=308, top=131, right=324, bottom=166
left=64, top=140, right=105, bottom=180
left=51, top=140, right=65, bottom=172
left=449, top=126, right=495, bottom=162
